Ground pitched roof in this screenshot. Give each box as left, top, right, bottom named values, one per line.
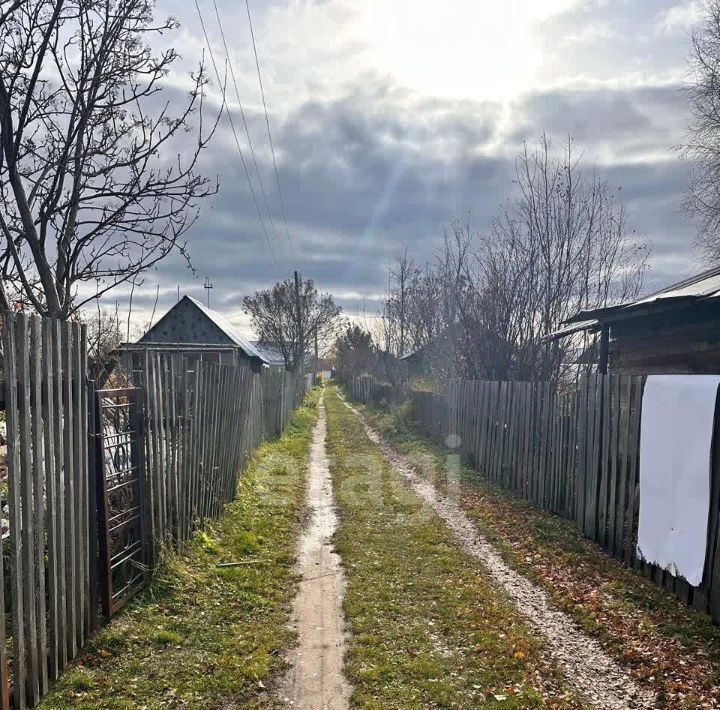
left=140, top=296, right=268, bottom=363
left=565, top=266, right=720, bottom=325
left=184, top=296, right=265, bottom=359
left=249, top=340, right=286, bottom=367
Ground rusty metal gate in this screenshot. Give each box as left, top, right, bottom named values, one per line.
left=94, top=387, right=147, bottom=619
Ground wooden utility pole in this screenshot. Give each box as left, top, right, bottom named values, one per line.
left=294, top=270, right=303, bottom=371
left=314, top=326, right=319, bottom=373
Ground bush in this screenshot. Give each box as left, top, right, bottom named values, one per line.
left=370, top=381, right=395, bottom=407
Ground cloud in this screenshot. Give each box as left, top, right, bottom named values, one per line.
left=509, top=83, right=687, bottom=165
left=656, top=1, right=702, bottom=35
left=94, top=0, right=702, bottom=338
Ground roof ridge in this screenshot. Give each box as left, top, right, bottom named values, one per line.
left=157, top=295, right=267, bottom=363
left=639, top=263, right=720, bottom=301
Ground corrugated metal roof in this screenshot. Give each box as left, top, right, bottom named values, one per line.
left=184, top=296, right=267, bottom=362
left=565, top=265, right=720, bottom=325
left=249, top=340, right=286, bottom=367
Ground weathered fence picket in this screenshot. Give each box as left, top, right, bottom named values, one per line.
left=401, top=375, right=720, bottom=623
left=0, top=310, right=310, bottom=708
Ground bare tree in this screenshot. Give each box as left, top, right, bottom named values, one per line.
left=84, top=305, right=121, bottom=386
left=473, top=135, right=648, bottom=381
left=381, top=249, right=420, bottom=357
left=683, top=0, right=720, bottom=257
left=381, top=136, right=648, bottom=383
left=242, top=276, right=342, bottom=372
left=0, top=0, right=219, bottom=318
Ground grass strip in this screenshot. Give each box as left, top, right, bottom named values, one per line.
left=360, top=397, right=720, bottom=710
left=39, top=388, right=320, bottom=710
left=324, top=388, right=579, bottom=709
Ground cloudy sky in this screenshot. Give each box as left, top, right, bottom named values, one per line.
left=116, top=0, right=706, bottom=336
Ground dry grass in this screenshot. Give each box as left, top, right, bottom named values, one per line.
left=38, top=389, right=320, bottom=710
left=361, top=396, right=720, bottom=710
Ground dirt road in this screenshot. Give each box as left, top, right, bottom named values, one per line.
left=341, top=395, right=657, bottom=710
left=281, top=394, right=350, bottom=709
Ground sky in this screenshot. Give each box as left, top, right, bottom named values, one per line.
left=111, top=0, right=707, bottom=338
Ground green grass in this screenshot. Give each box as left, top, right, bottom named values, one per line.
left=38, top=388, right=321, bottom=710
left=357, top=394, right=720, bottom=709
left=324, top=388, right=580, bottom=709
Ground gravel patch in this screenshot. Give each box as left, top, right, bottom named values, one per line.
left=342, top=398, right=657, bottom=710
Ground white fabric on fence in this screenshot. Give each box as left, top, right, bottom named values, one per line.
left=637, top=375, right=720, bottom=586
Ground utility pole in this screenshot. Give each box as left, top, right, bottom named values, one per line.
left=314, top=325, right=319, bottom=374
left=204, top=276, right=213, bottom=308
left=294, top=270, right=303, bottom=371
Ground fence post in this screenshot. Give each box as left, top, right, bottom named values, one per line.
left=87, top=380, right=100, bottom=634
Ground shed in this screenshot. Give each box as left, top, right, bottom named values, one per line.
left=550, top=266, right=720, bottom=375
left=126, top=295, right=268, bottom=373
left=398, top=346, right=425, bottom=377
left=250, top=341, right=287, bottom=368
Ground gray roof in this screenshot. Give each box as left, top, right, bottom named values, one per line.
left=544, top=318, right=600, bottom=342
left=398, top=346, right=424, bottom=361
left=249, top=340, right=286, bottom=367
left=566, top=266, right=720, bottom=326
left=140, top=296, right=268, bottom=363
left=184, top=296, right=265, bottom=360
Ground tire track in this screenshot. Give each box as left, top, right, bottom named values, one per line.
left=341, top=396, right=657, bottom=710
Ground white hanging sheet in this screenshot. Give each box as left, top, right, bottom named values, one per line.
left=637, top=375, right=720, bottom=586
left=638, top=375, right=720, bottom=586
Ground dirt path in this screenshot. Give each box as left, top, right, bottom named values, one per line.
left=341, top=396, right=657, bottom=710
left=280, top=394, right=351, bottom=709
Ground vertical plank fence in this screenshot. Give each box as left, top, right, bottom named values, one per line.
left=363, top=374, right=720, bottom=623
left=0, top=310, right=310, bottom=708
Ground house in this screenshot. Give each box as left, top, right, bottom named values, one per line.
left=398, top=324, right=461, bottom=379
left=550, top=266, right=720, bottom=375
left=398, top=345, right=426, bottom=377
left=250, top=341, right=287, bottom=368
left=122, top=295, right=269, bottom=373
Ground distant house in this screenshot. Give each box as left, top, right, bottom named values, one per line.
left=398, top=345, right=426, bottom=377
left=250, top=341, right=287, bottom=368
left=550, top=266, right=720, bottom=375
left=123, top=295, right=269, bottom=373
left=398, top=324, right=461, bottom=379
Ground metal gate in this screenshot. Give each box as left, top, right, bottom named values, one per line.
left=94, top=387, right=147, bottom=618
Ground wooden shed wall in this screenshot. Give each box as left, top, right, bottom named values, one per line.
left=609, top=304, right=720, bottom=375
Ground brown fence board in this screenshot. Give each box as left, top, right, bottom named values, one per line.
left=19, top=315, right=40, bottom=706
left=42, top=319, right=59, bottom=681
left=0, top=310, right=310, bottom=708
left=30, top=317, right=48, bottom=696
left=5, top=315, right=26, bottom=709
left=401, top=371, right=720, bottom=622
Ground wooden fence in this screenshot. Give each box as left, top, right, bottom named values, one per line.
left=348, top=374, right=405, bottom=406
left=404, top=375, right=720, bottom=623
left=0, top=310, right=309, bottom=708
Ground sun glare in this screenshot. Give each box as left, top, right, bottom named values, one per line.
left=359, top=0, right=577, bottom=100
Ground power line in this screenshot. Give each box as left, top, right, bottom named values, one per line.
left=245, top=0, right=295, bottom=258
left=210, top=0, right=286, bottom=262
left=193, top=0, right=278, bottom=266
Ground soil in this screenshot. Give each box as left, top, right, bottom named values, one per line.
left=278, top=394, right=351, bottom=709
left=343, top=397, right=658, bottom=710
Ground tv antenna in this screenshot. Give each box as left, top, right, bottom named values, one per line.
left=204, top=276, right=214, bottom=308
